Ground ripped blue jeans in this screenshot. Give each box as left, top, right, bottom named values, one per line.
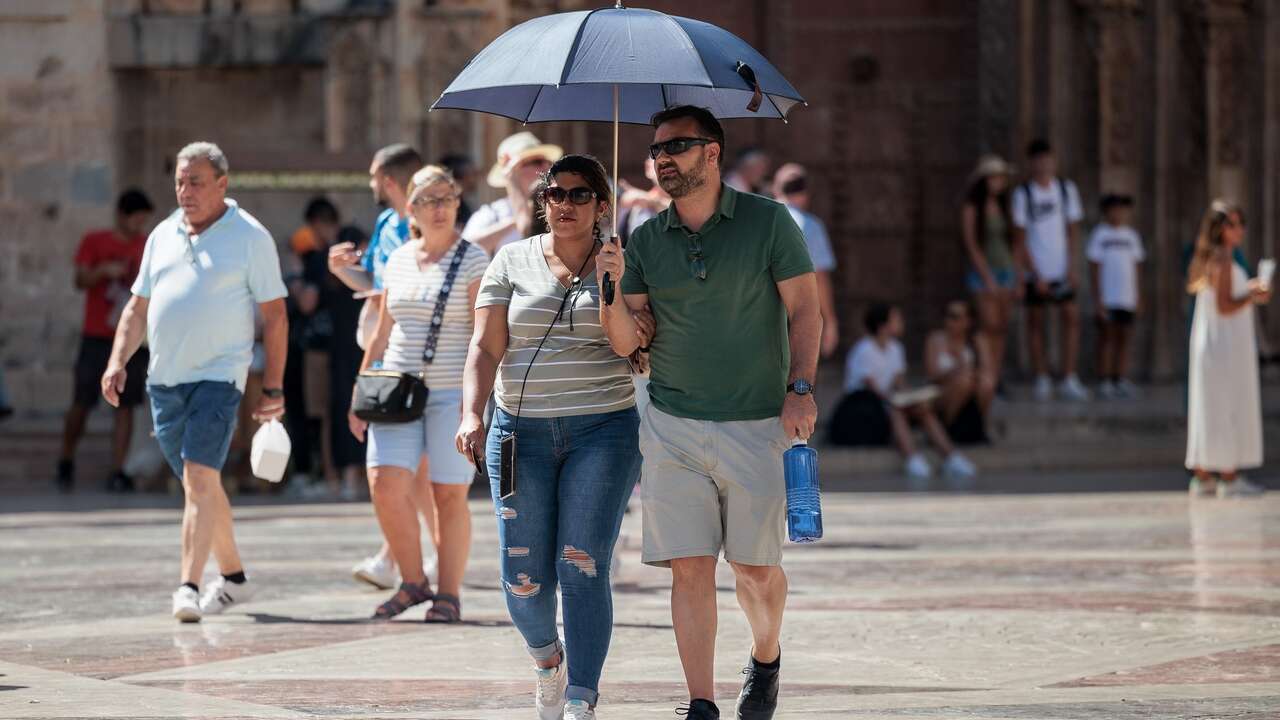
left=487, top=406, right=640, bottom=706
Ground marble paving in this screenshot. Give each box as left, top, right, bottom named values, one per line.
left=1, top=491, right=1278, bottom=719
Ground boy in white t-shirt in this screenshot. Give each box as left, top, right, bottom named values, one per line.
left=1087, top=194, right=1144, bottom=399
left=1011, top=139, right=1089, bottom=402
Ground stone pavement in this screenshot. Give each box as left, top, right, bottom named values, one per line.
left=2, top=490, right=1279, bottom=719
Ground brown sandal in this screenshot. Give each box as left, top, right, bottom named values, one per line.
left=372, top=581, right=433, bottom=620
left=423, top=593, right=461, bottom=624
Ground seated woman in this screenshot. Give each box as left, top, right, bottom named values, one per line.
left=829, top=303, right=978, bottom=484
left=924, top=300, right=995, bottom=445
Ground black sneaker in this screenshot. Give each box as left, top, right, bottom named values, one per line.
left=56, top=459, right=74, bottom=493
left=106, top=471, right=136, bottom=493
left=735, top=651, right=780, bottom=719
left=676, top=699, right=720, bottom=719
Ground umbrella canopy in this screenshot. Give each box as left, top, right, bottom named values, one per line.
left=431, top=6, right=806, bottom=124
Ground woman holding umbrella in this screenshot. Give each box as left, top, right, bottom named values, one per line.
left=456, top=154, right=650, bottom=720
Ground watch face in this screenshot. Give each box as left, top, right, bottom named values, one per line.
left=791, top=380, right=812, bottom=394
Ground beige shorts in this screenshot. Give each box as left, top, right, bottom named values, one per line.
left=640, top=403, right=788, bottom=567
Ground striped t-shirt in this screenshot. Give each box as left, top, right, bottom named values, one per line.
left=382, top=238, right=489, bottom=390
left=476, top=235, right=635, bottom=418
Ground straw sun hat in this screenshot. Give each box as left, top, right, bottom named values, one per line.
left=968, top=154, right=1015, bottom=185
left=486, top=131, right=565, bottom=188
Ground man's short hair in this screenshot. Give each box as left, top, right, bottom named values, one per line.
left=1026, top=138, right=1053, bottom=158
left=372, top=143, right=425, bottom=186
left=117, top=188, right=154, bottom=216
left=176, top=141, right=229, bottom=177
left=864, top=302, right=894, bottom=334
left=304, top=196, right=340, bottom=224
left=651, top=105, right=726, bottom=156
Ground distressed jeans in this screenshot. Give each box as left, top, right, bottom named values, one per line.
left=486, top=406, right=641, bottom=706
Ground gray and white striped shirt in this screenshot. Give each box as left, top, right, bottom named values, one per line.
left=476, top=235, right=635, bottom=418
left=382, top=239, right=490, bottom=390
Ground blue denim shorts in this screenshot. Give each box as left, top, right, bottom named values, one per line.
left=149, top=381, right=243, bottom=477
left=367, top=387, right=473, bottom=484
left=966, top=267, right=1017, bottom=292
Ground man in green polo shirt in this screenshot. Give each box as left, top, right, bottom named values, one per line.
left=598, top=105, right=821, bottom=720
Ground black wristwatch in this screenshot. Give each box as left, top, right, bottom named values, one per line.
left=787, top=379, right=813, bottom=396
left=262, top=387, right=284, bottom=399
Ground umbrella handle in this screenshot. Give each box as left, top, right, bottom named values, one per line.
left=604, top=83, right=619, bottom=306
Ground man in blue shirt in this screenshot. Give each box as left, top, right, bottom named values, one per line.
left=102, top=142, right=288, bottom=623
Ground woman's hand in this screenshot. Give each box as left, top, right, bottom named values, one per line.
left=455, top=412, right=487, bottom=461
left=1249, top=278, right=1273, bottom=305
left=348, top=409, right=367, bottom=442
left=596, top=236, right=625, bottom=287
left=634, top=304, right=656, bottom=347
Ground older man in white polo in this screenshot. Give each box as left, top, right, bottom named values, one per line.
left=461, top=131, right=562, bottom=254
left=102, top=141, right=289, bottom=622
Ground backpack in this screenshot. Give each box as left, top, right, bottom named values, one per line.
left=1020, top=178, right=1070, bottom=225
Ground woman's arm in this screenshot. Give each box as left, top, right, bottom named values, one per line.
left=960, top=204, right=994, bottom=288
left=923, top=331, right=946, bottom=381
left=357, top=293, right=393, bottom=372
left=1214, top=253, right=1256, bottom=316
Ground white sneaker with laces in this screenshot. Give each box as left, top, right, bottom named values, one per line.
left=1097, top=381, right=1117, bottom=400
left=199, top=576, right=255, bottom=615
left=1217, top=477, right=1266, bottom=498
left=563, top=699, right=595, bottom=720
left=1033, top=375, right=1054, bottom=402
left=1058, top=375, right=1092, bottom=401
left=943, top=452, right=977, bottom=480
left=353, top=554, right=397, bottom=590
left=536, top=662, right=568, bottom=720
left=1115, top=379, right=1141, bottom=399
left=172, top=586, right=202, bottom=623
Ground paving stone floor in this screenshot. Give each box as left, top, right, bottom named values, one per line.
left=1, top=490, right=1278, bottom=718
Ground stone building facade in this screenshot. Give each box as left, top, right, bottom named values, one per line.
left=1, top=0, right=1277, bottom=413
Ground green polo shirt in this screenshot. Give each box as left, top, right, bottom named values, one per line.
left=621, top=184, right=814, bottom=421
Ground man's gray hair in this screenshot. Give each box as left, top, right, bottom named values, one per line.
left=176, top=141, right=229, bottom=177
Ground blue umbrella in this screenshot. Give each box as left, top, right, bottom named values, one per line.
left=430, top=1, right=806, bottom=300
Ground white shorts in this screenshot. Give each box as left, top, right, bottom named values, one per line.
left=366, top=387, right=473, bottom=484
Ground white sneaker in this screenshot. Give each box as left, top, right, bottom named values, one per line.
left=1217, top=477, right=1266, bottom=498
left=905, top=454, right=932, bottom=487
left=563, top=699, right=595, bottom=720
left=1097, top=380, right=1117, bottom=400
left=1033, top=375, right=1054, bottom=402
left=353, top=554, right=398, bottom=590
left=1115, top=379, right=1141, bottom=399
left=1188, top=477, right=1216, bottom=498
left=172, top=586, right=202, bottom=623
left=943, top=452, right=977, bottom=480
left=199, top=576, right=255, bottom=615
left=1058, top=375, right=1091, bottom=401
left=535, top=661, right=568, bottom=720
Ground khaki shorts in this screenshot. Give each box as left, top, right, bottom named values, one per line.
left=640, top=403, right=788, bottom=567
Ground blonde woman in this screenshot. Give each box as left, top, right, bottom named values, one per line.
left=349, top=166, right=489, bottom=620
left=1185, top=200, right=1272, bottom=498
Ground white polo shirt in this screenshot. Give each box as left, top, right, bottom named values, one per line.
left=131, top=199, right=288, bottom=391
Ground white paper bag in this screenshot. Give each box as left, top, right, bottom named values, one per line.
left=250, top=419, right=292, bottom=483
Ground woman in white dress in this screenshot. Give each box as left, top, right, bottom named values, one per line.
left=1185, top=200, right=1272, bottom=497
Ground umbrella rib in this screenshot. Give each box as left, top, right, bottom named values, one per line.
left=558, top=8, right=605, bottom=87
left=764, top=91, right=786, bottom=121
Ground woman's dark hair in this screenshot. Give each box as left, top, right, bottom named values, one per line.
left=864, top=302, right=896, bottom=335
left=965, top=175, right=1012, bottom=254
left=117, top=188, right=154, bottom=216
left=538, top=154, right=613, bottom=241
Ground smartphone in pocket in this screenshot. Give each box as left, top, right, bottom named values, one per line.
left=499, top=433, right=517, bottom=499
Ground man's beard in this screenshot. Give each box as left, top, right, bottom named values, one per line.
left=657, top=155, right=708, bottom=198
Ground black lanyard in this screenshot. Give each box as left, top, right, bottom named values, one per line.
left=422, top=239, right=470, bottom=365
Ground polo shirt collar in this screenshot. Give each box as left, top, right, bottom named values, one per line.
left=661, top=182, right=739, bottom=233
left=175, top=198, right=239, bottom=237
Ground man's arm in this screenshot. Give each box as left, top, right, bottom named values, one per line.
left=815, top=270, right=839, bottom=359
left=256, top=298, right=288, bottom=420
left=101, top=294, right=148, bottom=407
left=777, top=272, right=822, bottom=439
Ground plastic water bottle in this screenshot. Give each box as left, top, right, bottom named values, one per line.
left=784, top=439, right=823, bottom=543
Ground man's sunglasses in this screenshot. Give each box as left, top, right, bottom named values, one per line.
left=648, top=137, right=713, bottom=160
left=542, top=186, right=597, bottom=206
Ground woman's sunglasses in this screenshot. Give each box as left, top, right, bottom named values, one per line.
left=648, top=137, right=712, bottom=160
left=411, top=193, right=459, bottom=209
left=542, top=186, right=597, bottom=206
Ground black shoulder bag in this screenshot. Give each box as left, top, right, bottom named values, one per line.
left=352, top=240, right=470, bottom=423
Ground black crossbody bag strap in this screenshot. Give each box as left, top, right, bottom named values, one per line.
left=422, top=239, right=471, bottom=366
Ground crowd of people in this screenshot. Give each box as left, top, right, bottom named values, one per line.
left=34, top=95, right=1271, bottom=718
